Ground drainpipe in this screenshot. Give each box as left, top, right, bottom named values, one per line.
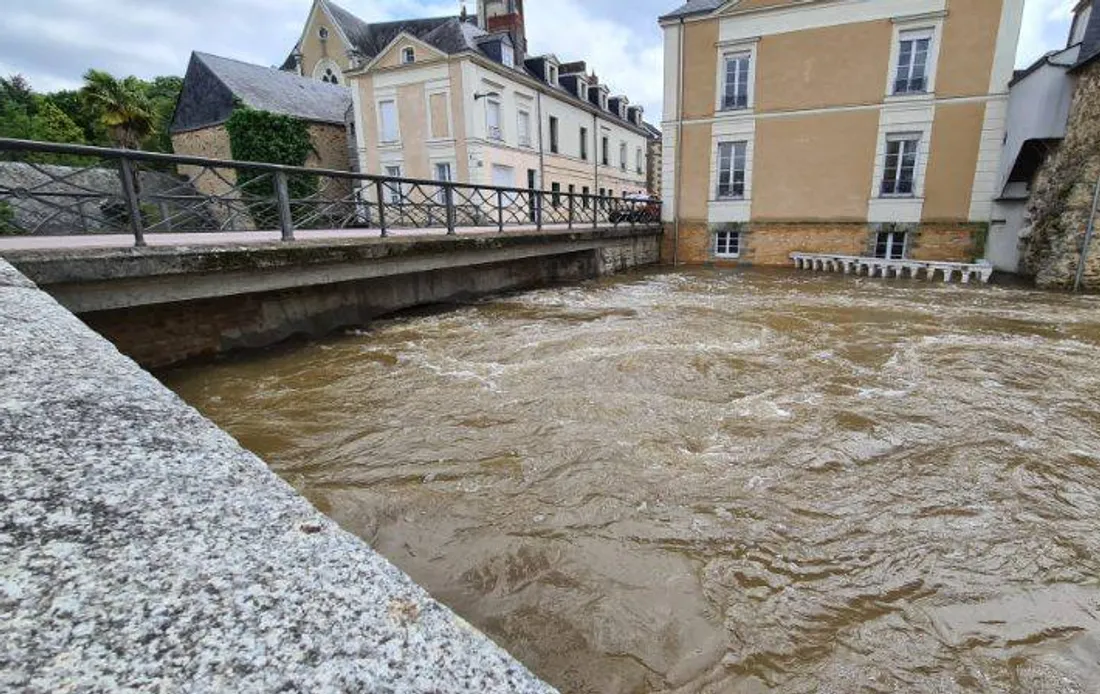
left=1073, top=173, right=1100, bottom=293
left=536, top=90, right=545, bottom=190
left=593, top=112, right=599, bottom=199
left=673, top=17, right=685, bottom=266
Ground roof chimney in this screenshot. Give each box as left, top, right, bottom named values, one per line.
left=478, top=0, right=526, bottom=61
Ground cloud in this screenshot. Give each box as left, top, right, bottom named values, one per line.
left=0, top=0, right=1081, bottom=121
left=524, top=0, right=664, bottom=119
left=1016, top=0, right=1075, bottom=67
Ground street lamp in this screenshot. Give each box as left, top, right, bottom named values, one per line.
left=473, top=91, right=501, bottom=101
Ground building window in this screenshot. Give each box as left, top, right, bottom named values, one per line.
left=880, top=134, right=920, bottom=197
left=402, top=47, right=416, bottom=64
left=875, top=230, right=907, bottom=260
left=717, top=141, right=747, bottom=199
left=314, top=59, right=342, bottom=85
left=715, top=230, right=741, bottom=258
left=549, top=116, right=559, bottom=154
left=722, top=51, right=751, bottom=110
left=619, top=142, right=627, bottom=170
left=580, top=127, right=588, bottom=160
left=551, top=182, right=561, bottom=208
left=379, top=100, right=399, bottom=143
left=518, top=109, right=531, bottom=147
left=486, top=99, right=503, bottom=141
left=601, top=136, right=609, bottom=166
left=434, top=162, right=452, bottom=203
left=319, top=27, right=329, bottom=41
left=502, top=43, right=515, bottom=68
left=384, top=165, right=402, bottom=204
left=894, top=30, right=932, bottom=94
left=548, top=64, right=558, bottom=86
left=582, top=186, right=590, bottom=208
left=636, top=147, right=643, bottom=174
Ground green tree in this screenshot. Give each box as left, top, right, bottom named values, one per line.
left=30, top=99, right=85, bottom=145
left=45, top=89, right=107, bottom=145
left=81, top=69, right=153, bottom=149
left=143, top=75, right=183, bottom=153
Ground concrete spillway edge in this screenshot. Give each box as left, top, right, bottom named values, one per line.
left=0, top=258, right=557, bottom=693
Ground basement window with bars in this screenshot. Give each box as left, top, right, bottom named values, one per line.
left=714, top=230, right=741, bottom=258
left=880, top=134, right=919, bottom=197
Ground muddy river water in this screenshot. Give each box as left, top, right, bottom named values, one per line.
left=163, top=268, right=1100, bottom=693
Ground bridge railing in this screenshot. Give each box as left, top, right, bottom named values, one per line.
left=0, top=138, right=660, bottom=247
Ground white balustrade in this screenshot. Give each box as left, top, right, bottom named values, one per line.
left=789, top=253, right=994, bottom=284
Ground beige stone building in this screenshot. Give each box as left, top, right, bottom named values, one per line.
left=660, top=0, right=1025, bottom=266
left=283, top=0, right=650, bottom=205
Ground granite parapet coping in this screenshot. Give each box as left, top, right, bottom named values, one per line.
left=0, top=258, right=557, bottom=693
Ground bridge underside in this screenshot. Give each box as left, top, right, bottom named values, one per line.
left=3, top=227, right=661, bottom=367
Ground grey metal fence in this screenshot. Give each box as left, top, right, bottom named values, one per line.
left=0, top=138, right=661, bottom=247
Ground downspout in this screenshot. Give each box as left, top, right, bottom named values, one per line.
left=1073, top=173, right=1100, bottom=293
left=673, top=16, right=685, bottom=266
left=537, top=90, right=545, bottom=190
left=593, top=111, right=599, bottom=198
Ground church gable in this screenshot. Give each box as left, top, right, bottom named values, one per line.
left=297, top=0, right=353, bottom=83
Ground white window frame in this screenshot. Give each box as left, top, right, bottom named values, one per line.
left=619, top=141, right=627, bottom=171
left=313, top=58, right=343, bottom=85
left=384, top=165, right=403, bottom=204
left=547, top=64, right=558, bottom=86
left=502, top=43, right=515, bottom=68
left=378, top=99, right=399, bottom=144
left=879, top=133, right=922, bottom=198
left=579, top=126, right=589, bottom=161
left=601, top=134, right=610, bottom=166
left=714, top=230, right=741, bottom=259
left=433, top=161, right=452, bottom=204
left=486, top=98, right=503, bottom=141
left=636, top=147, right=644, bottom=174
left=401, top=46, right=416, bottom=65
left=715, top=41, right=757, bottom=112
left=517, top=109, right=532, bottom=148
left=886, top=17, right=943, bottom=99
left=549, top=116, right=559, bottom=153
left=716, top=141, right=748, bottom=200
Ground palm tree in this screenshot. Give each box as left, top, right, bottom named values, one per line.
left=81, top=70, right=153, bottom=150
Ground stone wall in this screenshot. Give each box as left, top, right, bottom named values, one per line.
left=661, top=222, right=982, bottom=266
left=1022, top=60, right=1100, bottom=289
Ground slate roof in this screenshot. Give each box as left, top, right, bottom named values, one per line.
left=171, top=52, right=351, bottom=134
left=325, top=1, right=485, bottom=58
left=1074, top=0, right=1100, bottom=69
left=660, top=0, right=727, bottom=20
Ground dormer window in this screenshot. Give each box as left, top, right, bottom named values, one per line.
left=548, top=65, right=558, bottom=86
left=600, top=94, right=607, bottom=110
left=402, top=47, right=415, bottom=64
left=502, top=43, right=515, bottom=68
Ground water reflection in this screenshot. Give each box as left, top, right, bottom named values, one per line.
left=163, top=268, right=1100, bottom=693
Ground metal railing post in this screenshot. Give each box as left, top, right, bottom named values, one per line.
left=375, top=179, right=388, bottom=237
left=274, top=171, right=294, bottom=241
left=118, top=157, right=146, bottom=247
left=593, top=195, right=599, bottom=230
left=536, top=191, right=543, bottom=231
left=568, top=193, right=574, bottom=230
left=445, top=184, right=456, bottom=235
left=497, top=190, right=505, bottom=233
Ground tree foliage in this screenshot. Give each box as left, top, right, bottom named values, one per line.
left=225, top=107, right=318, bottom=229
left=0, top=71, right=182, bottom=153
left=81, top=69, right=154, bottom=150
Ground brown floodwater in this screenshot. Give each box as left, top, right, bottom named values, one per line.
left=162, top=268, right=1100, bottom=693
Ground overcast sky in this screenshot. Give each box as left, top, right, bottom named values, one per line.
left=0, top=0, right=1081, bottom=120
